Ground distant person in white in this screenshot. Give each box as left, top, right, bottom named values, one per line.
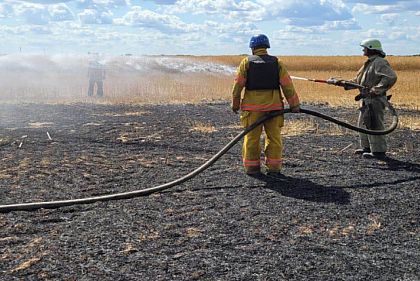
left=88, top=60, right=105, bottom=97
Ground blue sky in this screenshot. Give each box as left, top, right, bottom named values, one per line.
left=0, top=0, right=419, bottom=55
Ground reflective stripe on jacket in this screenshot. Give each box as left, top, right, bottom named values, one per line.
left=231, top=48, right=300, bottom=112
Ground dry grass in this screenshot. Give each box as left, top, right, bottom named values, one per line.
left=189, top=121, right=218, bottom=133
left=197, top=55, right=420, bottom=71
left=28, top=122, right=54, bottom=128
left=282, top=118, right=348, bottom=136
left=398, top=115, right=420, bottom=130
left=10, top=256, right=43, bottom=273
left=0, top=56, right=418, bottom=113
left=192, top=55, right=420, bottom=109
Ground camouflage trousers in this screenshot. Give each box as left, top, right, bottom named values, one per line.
left=88, top=79, right=104, bottom=97
left=358, top=95, right=388, bottom=153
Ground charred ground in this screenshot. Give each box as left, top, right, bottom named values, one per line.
left=0, top=102, right=419, bottom=280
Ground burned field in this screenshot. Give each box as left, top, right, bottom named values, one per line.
left=0, top=102, right=419, bottom=280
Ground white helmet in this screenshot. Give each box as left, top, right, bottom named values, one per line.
left=360, top=39, right=386, bottom=56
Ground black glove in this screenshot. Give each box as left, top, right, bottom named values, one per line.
left=355, top=89, right=374, bottom=101
left=326, top=78, right=344, bottom=86
left=355, top=93, right=365, bottom=101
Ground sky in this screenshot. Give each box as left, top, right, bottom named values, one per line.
left=0, top=0, right=419, bottom=56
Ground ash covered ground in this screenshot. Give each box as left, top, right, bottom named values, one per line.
left=0, top=102, right=419, bottom=281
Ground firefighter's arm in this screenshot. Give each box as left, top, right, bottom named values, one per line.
left=342, top=65, right=364, bottom=90
left=370, top=62, right=397, bottom=95
left=231, top=58, right=248, bottom=113
left=279, top=61, right=300, bottom=112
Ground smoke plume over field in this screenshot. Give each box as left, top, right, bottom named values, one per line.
left=0, top=54, right=235, bottom=103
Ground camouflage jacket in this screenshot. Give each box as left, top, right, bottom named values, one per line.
left=353, top=55, right=397, bottom=95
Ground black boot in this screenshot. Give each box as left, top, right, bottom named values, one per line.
left=362, top=152, right=386, bottom=160
left=266, top=170, right=286, bottom=180
left=355, top=148, right=370, bottom=155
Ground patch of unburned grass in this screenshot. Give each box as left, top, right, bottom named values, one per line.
left=28, top=122, right=54, bottom=128
left=189, top=121, right=217, bottom=133
left=398, top=115, right=420, bottom=131
left=282, top=118, right=348, bottom=136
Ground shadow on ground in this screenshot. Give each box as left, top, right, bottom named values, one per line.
left=382, top=157, right=420, bottom=173
left=252, top=174, right=351, bottom=205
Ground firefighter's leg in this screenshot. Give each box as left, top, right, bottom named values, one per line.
left=97, top=81, right=104, bottom=97
left=367, top=96, right=387, bottom=153
left=240, top=111, right=263, bottom=174
left=88, top=80, right=94, bottom=96
left=357, top=110, right=370, bottom=149
left=264, top=114, right=284, bottom=172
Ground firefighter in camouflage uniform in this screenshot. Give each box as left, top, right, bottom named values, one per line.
left=88, top=60, right=106, bottom=97
left=231, top=34, right=300, bottom=176
left=345, top=39, right=397, bottom=160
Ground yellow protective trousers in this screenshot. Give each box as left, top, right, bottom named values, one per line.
left=240, top=111, right=284, bottom=173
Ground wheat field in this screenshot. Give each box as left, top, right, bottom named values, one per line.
left=0, top=55, right=418, bottom=110
left=191, top=55, right=420, bottom=109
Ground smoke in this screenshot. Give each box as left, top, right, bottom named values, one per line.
left=0, top=54, right=236, bottom=103
left=0, top=54, right=236, bottom=75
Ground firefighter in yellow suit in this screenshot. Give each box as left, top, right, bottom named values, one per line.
left=231, top=34, right=300, bottom=176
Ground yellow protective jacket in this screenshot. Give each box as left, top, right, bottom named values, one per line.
left=231, top=49, right=300, bottom=112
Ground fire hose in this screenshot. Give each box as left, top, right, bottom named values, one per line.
left=0, top=105, right=398, bottom=213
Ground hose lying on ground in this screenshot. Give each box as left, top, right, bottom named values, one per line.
left=0, top=106, right=398, bottom=213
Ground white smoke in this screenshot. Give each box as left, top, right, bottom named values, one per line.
left=0, top=53, right=236, bottom=103
left=0, top=54, right=236, bottom=75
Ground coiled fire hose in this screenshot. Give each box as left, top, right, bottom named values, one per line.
left=0, top=106, right=398, bottom=213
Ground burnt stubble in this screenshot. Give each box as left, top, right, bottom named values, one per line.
left=0, top=102, right=419, bottom=280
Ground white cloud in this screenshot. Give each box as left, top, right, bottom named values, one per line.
left=345, top=0, right=401, bottom=4
left=0, top=0, right=418, bottom=55
left=78, top=8, right=113, bottom=24
left=362, top=28, right=386, bottom=38
left=152, top=0, right=177, bottom=4
left=28, top=25, right=53, bottom=34
left=380, top=13, right=398, bottom=25
left=166, top=0, right=271, bottom=22
left=388, top=31, right=408, bottom=40
left=0, top=25, right=25, bottom=35
left=49, top=4, right=75, bottom=21
left=168, top=0, right=352, bottom=27
left=319, top=18, right=362, bottom=31
left=3, top=2, right=74, bottom=23
left=18, top=1, right=73, bottom=3
left=262, top=0, right=352, bottom=26
left=170, top=0, right=260, bottom=15
left=77, top=0, right=131, bottom=9
left=116, top=6, right=200, bottom=33
left=352, top=1, right=420, bottom=14
left=0, top=3, right=13, bottom=17
left=204, top=21, right=258, bottom=36
left=14, top=2, right=51, bottom=25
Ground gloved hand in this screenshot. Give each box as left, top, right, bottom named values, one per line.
left=355, top=89, right=375, bottom=101
left=354, top=93, right=366, bottom=101
left=232, top=97, right=240, bottom=114
left=326, top=78, right=345, bottom=87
